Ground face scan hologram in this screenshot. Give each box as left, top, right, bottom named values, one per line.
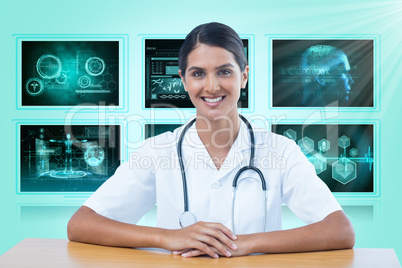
left=272, top=39, right=373, bottom=107
left=299, top=45, right=354, bottom=106
left=21, top=41, right=119, bottom=106
left=271, top=124, right=374, bottom=193
left=19, top=125, right=121, bottom=192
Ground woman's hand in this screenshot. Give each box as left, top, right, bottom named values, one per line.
left=160, top=221, right=238, bottom=258
left=172, top=235, right=251, bottom=258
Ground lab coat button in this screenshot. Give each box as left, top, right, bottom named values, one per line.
left=212, top=181, right=221, bottom=189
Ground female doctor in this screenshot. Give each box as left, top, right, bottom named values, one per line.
left=67, top=22, right=355, bottom=258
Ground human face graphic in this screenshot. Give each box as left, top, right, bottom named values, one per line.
left=325, top=54, right=354, bottom=103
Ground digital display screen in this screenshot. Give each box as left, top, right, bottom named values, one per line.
left=145, top=39, right=249, bottom=108
left=22, top=41, right=119, bottom=106
left=271, top=124, right=374, bottom=192
left=19, top=125, right=121, bottom=192
left=272, top=39, right=373, bottom=107
left=144, top=124, right=182, bottom=139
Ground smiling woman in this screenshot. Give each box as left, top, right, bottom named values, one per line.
left=179, top=45, right=248, bottom=127
left=177, top=23, right=250, bottom=168
left=67, top=22, right=354, bottom=259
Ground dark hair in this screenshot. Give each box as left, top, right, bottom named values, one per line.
left=178, top=22, right=247, bottom=77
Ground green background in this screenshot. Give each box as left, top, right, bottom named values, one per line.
left=1, top=0, right=401, bottom=261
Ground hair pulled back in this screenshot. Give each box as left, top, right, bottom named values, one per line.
left=178, top=22, right=247, bottom=77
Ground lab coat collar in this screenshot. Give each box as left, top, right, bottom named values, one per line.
left=181, top=117, right=262, bottom=176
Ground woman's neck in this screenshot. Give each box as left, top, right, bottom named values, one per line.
left=195, top=113, right=240, bottom=170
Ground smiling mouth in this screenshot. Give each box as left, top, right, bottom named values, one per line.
left=202, top=96, right=224, bottom=103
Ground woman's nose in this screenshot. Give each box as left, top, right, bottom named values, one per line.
left=205, top=75, right=220, bottom=93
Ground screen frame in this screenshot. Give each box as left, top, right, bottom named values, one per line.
left=15, top=35, right=128, bottom=112
left=269, top=120, right=379, bottom=198
left=16, top=121, right=124, bottom=195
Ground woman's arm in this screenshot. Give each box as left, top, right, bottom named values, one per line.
left=67, top=206, right=238, bottom=258
left=242, top=210, right=354, bottom=255
left=178, top=210, right=354, bottom=257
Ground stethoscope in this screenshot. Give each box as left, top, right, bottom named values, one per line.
left=177, top=114, right=267, bottom=234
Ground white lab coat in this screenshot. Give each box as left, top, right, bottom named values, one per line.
left=84, top=119, right=341, bottom=234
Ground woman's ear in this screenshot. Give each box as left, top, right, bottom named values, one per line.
left=178, top=70, right=187, bottom=92
left=241, top=65, right=249, bottom=89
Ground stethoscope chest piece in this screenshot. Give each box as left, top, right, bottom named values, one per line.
left=179, top=211, right=197, bottom=228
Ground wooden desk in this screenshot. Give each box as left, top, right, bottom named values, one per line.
left=0, top=238, right=400, bottom=268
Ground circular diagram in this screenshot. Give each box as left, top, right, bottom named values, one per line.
left=85, top=57, right=105, bottom=76
left=84, top=146, right=105, bottom=167
left=36, top=55, right=62, bottom=79
left=56, top=71, right=68, bottom=84
left=49, top=170, right=87, bottom=179
left=78, top=76, right=91, bottom=88
left=25, top=78, right=45, bottom=96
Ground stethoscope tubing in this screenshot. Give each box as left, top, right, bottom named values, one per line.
left=177, top=115, right=267, bottom=232
left=177, top=118, right=196, bottom=213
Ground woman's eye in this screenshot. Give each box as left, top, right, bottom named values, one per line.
left=192, top=71, right=205, bottom=77
left=218, top=69, right=231, bottom=76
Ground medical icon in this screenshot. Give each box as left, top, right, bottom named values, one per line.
left=78, top=76, right=91, bottom=89
left=85, top=57, right=105, bottom=76
left=84, top=145, right=105, bottom=167
left=25, top=78, right=45, bottom=96
left=309, top=153, right=327, bottom=175
left=332, top=157, right=357, bottom=184
left=350, top=148, right=358, bottom=157
left=283, top=129, right=297, bottom=141
left=36, top=55, right=62, bottom=79
left=56, top=71, right=68, bottom=84
left=338, top=135, right=350, bottom=149
left=318, top=139, right=330, bottom=153
left=298, top=136, right=314, bottom=155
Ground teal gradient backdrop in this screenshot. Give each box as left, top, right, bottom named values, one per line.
left=1, top=0, right=401, bottom=260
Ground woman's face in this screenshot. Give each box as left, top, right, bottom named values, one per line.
left=179, top=44, right=248, bottom=122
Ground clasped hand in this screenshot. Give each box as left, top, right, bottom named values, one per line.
left=161, top=221, right=242, bottom=258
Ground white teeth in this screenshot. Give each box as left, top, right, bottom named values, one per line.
left=204, top=97, right=223, bottom=103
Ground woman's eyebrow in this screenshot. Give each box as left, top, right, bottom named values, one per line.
left=187, top=63, right=235, bottom=72
left=215, top=63, right=235, bottom=70
left=187, top=66, right=205, bottom=72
